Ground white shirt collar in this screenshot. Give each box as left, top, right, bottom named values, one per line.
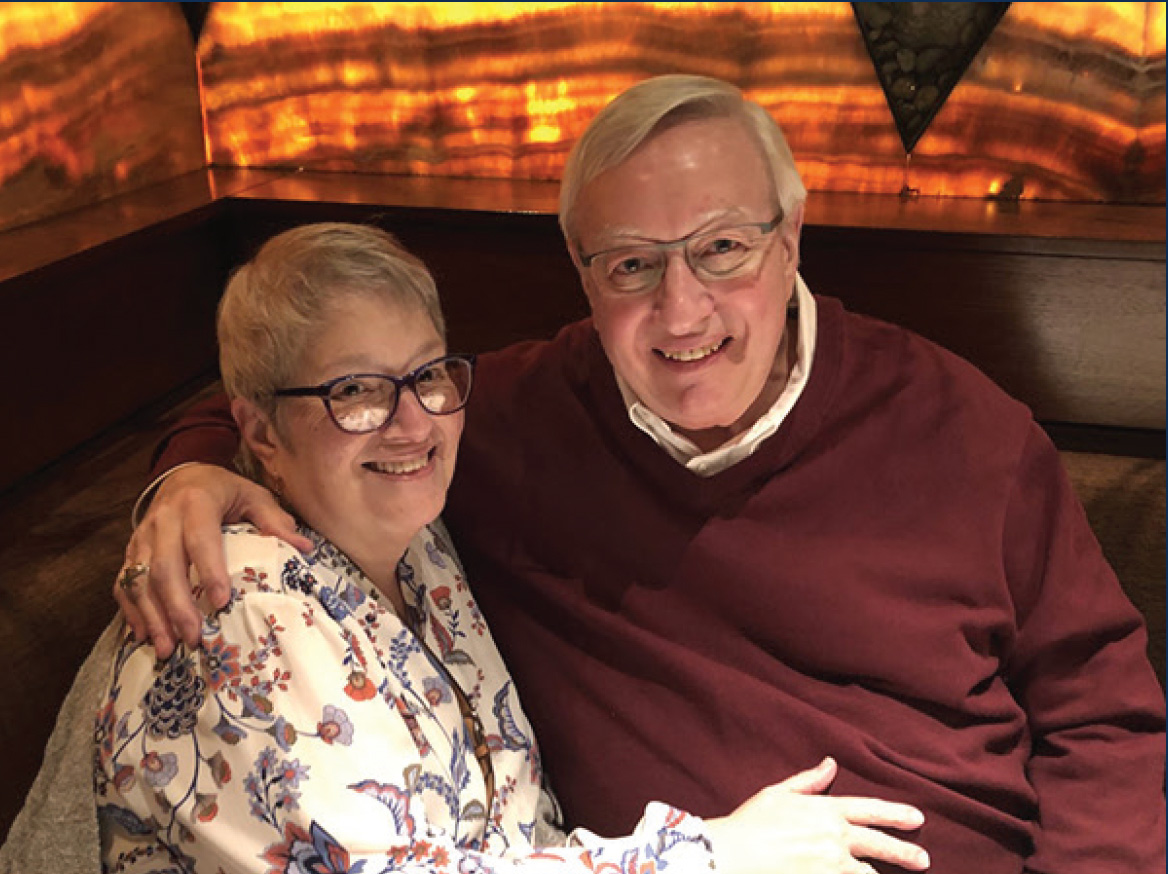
left=615, top=273, right=817, bottom=477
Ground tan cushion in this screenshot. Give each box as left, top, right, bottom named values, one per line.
left=1061, top=451, right=1165, bottom=686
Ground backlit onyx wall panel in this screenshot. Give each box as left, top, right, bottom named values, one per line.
left=0, top=2, right=1163, bottom=239
left=0, top=3, right=206, bottom=233
left=198, top=1, right=1164, bottom=202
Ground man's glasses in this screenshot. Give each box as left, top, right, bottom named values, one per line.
left=274, top=354, right=475, bottom=434
left=580, top=210, right=784, bottom=296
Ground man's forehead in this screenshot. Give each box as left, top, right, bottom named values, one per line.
left=571, top=116, right=774, bottom=243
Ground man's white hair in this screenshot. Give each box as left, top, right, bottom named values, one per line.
left=558, top=74, right=806, bottom=245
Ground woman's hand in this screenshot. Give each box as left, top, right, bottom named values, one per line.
left=705, top=757, right=929, bottom=874
left=114, top=462, right=310, bottom=657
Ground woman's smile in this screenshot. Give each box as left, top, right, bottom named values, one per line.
left=362, top=447, right=437, bottom=477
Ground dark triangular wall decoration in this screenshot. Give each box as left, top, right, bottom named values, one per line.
left=852, top=2, right=1010, bottom=153
left=179, top=1, right=212, bottom=45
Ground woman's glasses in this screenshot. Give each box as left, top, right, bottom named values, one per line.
left=274, top=354, right=475, bottom=434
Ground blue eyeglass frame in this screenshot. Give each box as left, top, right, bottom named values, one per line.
left=273, top=353, right=477, bottom=433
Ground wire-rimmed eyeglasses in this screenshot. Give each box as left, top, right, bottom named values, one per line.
left=579, top=210, right=784, bottom=296
left=273, top=354, right=475, bottom=434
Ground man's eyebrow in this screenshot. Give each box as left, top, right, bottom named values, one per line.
left=589, top=210, right=754, bottom=246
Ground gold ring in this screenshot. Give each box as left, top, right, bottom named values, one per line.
left=118, top=562, right=150, bottom=593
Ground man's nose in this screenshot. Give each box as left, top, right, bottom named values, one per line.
left=655, top=250, right=713, bottom=330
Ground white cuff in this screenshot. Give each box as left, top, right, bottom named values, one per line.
left=569, top=802, right=715, bottom=871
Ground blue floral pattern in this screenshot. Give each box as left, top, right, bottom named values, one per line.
left=96, top=523, right=713, bottom=873
left=141, top=655, right=205, bottom=739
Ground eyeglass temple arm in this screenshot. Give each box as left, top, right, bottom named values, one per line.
left=272, top=386, right=332, bottom=397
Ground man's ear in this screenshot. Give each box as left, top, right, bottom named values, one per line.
left=232, top=397, right=283, bottom=470
left=567, top=244, right=600, bottom=310
left=779, top=200, right=805, bottom=271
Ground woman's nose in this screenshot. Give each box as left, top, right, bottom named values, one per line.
left=383, top=388, right=433, bottom=438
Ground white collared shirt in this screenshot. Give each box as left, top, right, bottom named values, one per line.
left=616, top=273, right=817, bottom=477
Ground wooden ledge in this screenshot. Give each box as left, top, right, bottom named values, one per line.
left=0, top=168, right=283, bottom=285
left=2, top=167, right=1163, bottom=287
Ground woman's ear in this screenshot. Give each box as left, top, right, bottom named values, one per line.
left=232, top=397, right=283, bottom=471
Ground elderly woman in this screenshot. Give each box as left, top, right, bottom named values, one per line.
left=96, top=223, right=613, bottom=870
left=83, top=223, right=922, bottom=874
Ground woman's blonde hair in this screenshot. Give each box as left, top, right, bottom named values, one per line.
left=217, top=222, right=444, bottom=478
left=558, top=74, right=806, bottom=244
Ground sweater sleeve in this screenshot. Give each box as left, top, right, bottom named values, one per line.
left=149, top=391, right=239, bottom=479
left=1001, top=424, right=1166, bottom=874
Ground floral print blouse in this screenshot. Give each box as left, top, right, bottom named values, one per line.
left=95, top=523, right=714, bottom=874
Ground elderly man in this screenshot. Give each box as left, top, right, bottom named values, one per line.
left=121, top=75, right=1165, bottom=874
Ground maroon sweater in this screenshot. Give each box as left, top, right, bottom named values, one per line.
left=155, top=297, right=1165, bottom=874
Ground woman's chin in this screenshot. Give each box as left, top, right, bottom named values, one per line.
left=369, top=490, right=446, bottom=534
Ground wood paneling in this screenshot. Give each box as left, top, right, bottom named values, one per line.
left=800, top=224, right=1166, bottom=430
left=0, top=209, right=228, bottom=490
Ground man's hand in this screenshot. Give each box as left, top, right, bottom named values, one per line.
left=705, top=757, right=929, bottom=874
left=114, top=463, right=311, bottom=658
